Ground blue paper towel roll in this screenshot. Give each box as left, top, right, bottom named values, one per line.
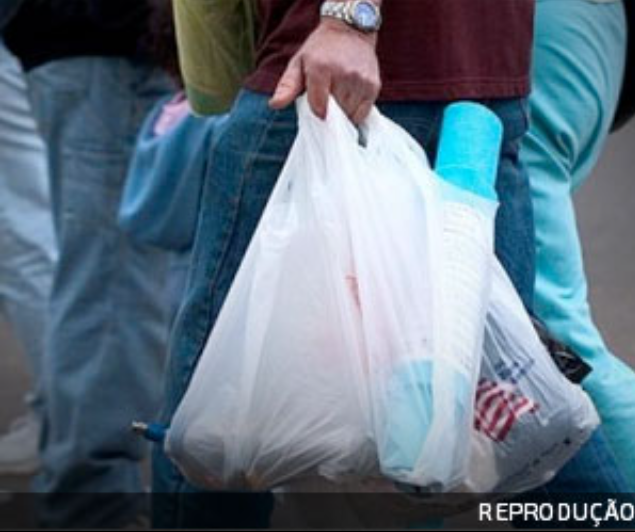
left=435, top=102, right=503, bottom=202
left=383, top=360, right=470, bottom=485
left=381, top=103, right=504, bottom=487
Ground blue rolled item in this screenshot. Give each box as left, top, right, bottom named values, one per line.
left=131, top=421, right=168, bottom=444
left=382, top=103, right=503, bottom=487
left=435, top=102, right=503, bottom=201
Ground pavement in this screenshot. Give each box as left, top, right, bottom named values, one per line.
left=0, top=120, right=633, bottom=517
left=575, top=120, right=635, bottom=368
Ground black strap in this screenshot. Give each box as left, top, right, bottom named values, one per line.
left=531, top=317, right=593, bottom=385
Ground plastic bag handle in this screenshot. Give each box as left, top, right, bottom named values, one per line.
left=296, top=95, right=431, bottom=168
left=296, top=95, right=362, bottom=146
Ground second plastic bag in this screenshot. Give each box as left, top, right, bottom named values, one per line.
left=166, top=97, right=493, bottom=491
left=465, top=259, right=600, bottom=493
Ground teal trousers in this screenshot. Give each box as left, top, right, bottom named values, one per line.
left=525, top=0, right=635, bottom=488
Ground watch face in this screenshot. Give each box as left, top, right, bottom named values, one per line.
left=353, top=1, right=378, bottom=30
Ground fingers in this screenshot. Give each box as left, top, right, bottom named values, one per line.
left=347, top=77, right=381, bottom=125
left=270, top=23, right=382, bottom=123
left=333, top=74, right=380, bottom=125
left=270, top=53, right=334, bottom=120
left=306, top=67, right=332, bottom=120
left=332, top=83, right=359, bottom=120
left=352, top=99, right=375, bottom=125
left=269, top=57, right=304, bottom=110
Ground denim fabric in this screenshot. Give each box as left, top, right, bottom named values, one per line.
left=526, top=0, right=635, bottom=488
left=538, top=429, right=629, bottom=495
left=152, top=90, right=535, bottom=528
left=515, top=429, right=634, bottom=529
left=119, top=97, right=222, bottom=251
left=25, top=57, right=174, bottom=528
left=0, top=41, right=56, bottom=411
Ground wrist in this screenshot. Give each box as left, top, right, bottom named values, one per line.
left=318, top=16, right=378, bottom=47
left=320, top=1, right=382, bottom=35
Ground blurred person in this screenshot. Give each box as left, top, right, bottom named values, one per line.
left=612, top=0, right=635, bottom=131
left=0, top=38, right=56, bottom=475
left=524, top=0, right=635, bottom=488
left=4, top=0, right=175, bottom=527
left=119, top=0, right=218, bottom=324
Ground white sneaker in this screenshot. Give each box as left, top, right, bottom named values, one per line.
left=0, top=413, right=41, bottom=475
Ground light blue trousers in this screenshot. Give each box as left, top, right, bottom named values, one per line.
left=25, top=57, right=174, bottom=527
left=525, top=0, right=635, bottom=488
left=0, top=41, right=56, bottom=410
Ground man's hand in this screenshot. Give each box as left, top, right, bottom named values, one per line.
left=269, top=18, right=381, bottom=125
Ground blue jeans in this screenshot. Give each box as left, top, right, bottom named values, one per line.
left=515, top=429, right=633, bottom=529
left=26, top=58, right=174, bottom=528
left=0, top=41, right=56, bottom=412
left=539, top=429, right=629, bottom=495
left=152, top=90, right=537, bottom=528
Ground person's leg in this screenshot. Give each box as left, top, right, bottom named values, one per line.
left=541, top=429, right=629, bottom=495
left=26, top=57, right=174, bottom=527
left=165, top=252, right=192, bottom=326
left=514, top=429, right=632, bottom=529
left=0, top=41, right=56, bottom=474
left=152, top=89, right=292, bottom=529
left=525, top=0, right=635, bottom=487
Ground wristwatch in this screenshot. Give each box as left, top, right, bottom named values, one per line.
left=320, top=1, right=382, bottom=34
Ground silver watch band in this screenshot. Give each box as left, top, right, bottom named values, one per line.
left=320, top=1, right=351, bottom=24
left=320, top=1, right=381, bottom=32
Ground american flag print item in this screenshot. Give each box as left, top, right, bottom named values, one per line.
left=474, top=378, right=538, bottom=442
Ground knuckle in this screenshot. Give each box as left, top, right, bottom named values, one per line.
left=324, top=63, right=344, bottom=79
left=345, top=68, right=364, bottom=84
left=304, top=54, right=329, bottom=74
left=367, top=77, right=382, bottom=97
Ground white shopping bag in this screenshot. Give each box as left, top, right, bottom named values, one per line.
left=465, top=259, right=600, bottom=493
left=167, top=99, right=375, bottom=490
left=166, top=97, right=493, bottom=491
left=344, top=114, right=498, bottom=490
left=282, top=260, right=600, bottom=520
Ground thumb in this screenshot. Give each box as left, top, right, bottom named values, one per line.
left=269, top=57, right=304, bottom=110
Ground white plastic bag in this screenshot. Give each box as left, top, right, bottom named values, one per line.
left=167, top=97, right=493, bottom=491
left=284, top=260, right=599, bottom=506
left=465, top=259, right=600, bottom=493
left=355, top=122, right=498, bottom=490
left=167, top=99, right=375, bottom=490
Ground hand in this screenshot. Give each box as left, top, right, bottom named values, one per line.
left=269, top=18, right=382, bottom=125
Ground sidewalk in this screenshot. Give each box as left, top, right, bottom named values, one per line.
left=0, top=323, right=31, bottom=499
